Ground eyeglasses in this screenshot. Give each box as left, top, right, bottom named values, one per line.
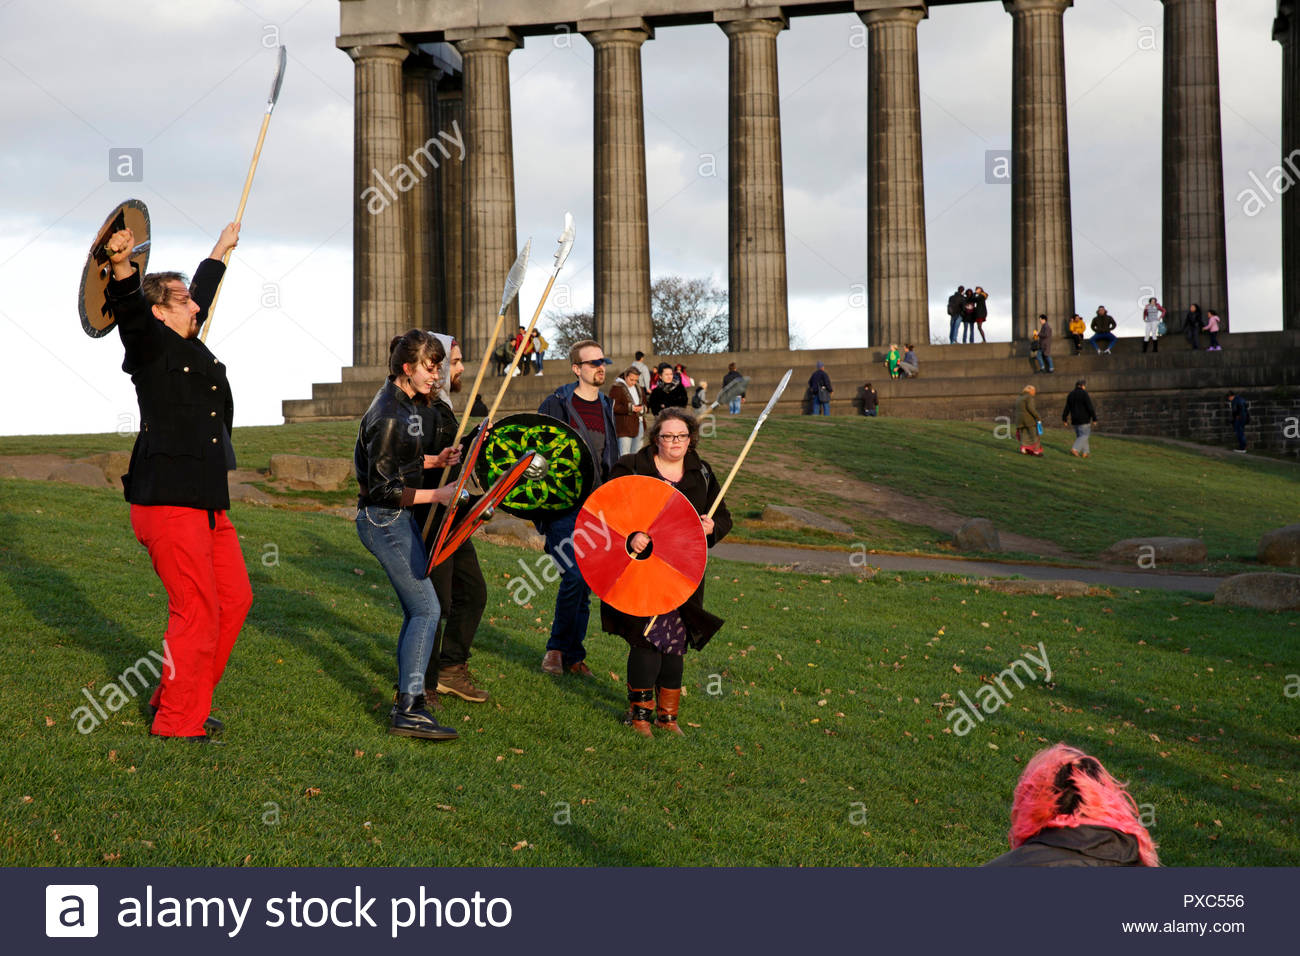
left=658, top=433, right=690, bottom=443
left=576, top=359, right=607, bottom=368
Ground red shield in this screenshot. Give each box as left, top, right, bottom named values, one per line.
left=575, top=475, right=707, bottom=617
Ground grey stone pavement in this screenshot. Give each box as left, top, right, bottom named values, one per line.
left=711, top=541, right=1224, bottom=594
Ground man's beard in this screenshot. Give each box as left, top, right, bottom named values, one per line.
left=450, top=372, right=463, bottom=393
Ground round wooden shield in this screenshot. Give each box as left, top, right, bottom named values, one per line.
left=475, top=412, right=594, bottom=519
left=575, top=475, right=707, bottom=617
left=79, top=199, right=151, bottom=338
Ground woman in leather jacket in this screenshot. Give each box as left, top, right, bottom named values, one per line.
left=355, top=330, right=463, bottom=741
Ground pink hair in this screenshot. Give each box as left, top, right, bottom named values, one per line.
left=1008, top=743, right=1159, bottom=866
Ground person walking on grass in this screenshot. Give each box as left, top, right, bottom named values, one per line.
left=1141, top=297, right=1165, bottom=353
left=1061, top=378, right=1097, bottom=458
left=1015, top=384, right=1043, bottom=456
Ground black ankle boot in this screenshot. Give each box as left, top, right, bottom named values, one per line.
left=389, top=693, right=458, bottom=741
left=1142, top=340, right=1148, bottom=353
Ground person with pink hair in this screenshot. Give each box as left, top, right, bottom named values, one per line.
left=985, top=743, right=1159, bottom=867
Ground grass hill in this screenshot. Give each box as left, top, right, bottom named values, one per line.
left=0, top=418, right=1296, bottom=866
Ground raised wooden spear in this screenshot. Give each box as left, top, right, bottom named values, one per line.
left=421, top=239, right=531, bottom=540
left=484, top=212, right=576, bottom=422
left=201, top=45, right=287, bottom=343
left=644, top=367, right=794, bottom=636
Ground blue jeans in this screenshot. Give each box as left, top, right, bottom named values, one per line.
left=1035, top=351, right=1054, bottom=372
left=543, top=511, right=591, bottom=666
left=1233, top=420, right=1246, bottom=450
left=356, top=505, right=440, bottom=696
left=814, top=399, right=830, bottom=416
left=948, top=314, right=961, bottom=343
left=729, top=396, right=742, bottom=414
left=1090, top=332, right=1116, bottom=352
left=1071, top=423, right=1091, bottom=455
left=961, top=320, right=974, bottom=343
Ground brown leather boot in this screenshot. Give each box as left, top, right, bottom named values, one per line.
left=655, top=686, right=685, bottom=736
left=624, top=687, right=654, bottom=737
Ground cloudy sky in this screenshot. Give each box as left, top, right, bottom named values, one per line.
left=0, top=0, right=1286, bottom=436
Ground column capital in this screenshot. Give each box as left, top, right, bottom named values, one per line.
left=344, top=43, right=411, bottom=64
left=716, top=11, right=788, bottom=37
left=447, top=26, right=521, bottom=54
left=858, top=6, right=927, bottom=28
left=579, top=16, right=654, bottom=42
left=1003, top=0, right=1072, bottom=14
left=856, top=1, right=927, bottom=24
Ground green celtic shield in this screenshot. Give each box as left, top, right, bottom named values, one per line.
left=474, top=413, right=595, bottom=519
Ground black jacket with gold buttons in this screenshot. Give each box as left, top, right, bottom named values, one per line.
left=106, top=260, right=235, bottom=510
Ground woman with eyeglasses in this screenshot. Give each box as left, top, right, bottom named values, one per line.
left=354, top=330, right=463, bottom=741
left=601, top=408, right=732, bottom=736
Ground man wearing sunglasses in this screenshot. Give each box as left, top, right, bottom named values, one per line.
left=537, top=340, right=619, bottom=677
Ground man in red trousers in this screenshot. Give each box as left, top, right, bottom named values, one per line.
left=105, top=222, right=252, bottom=740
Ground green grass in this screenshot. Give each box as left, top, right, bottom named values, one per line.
left=1, top=479, right=1296, bottom=867
left=6, top=416, right=1294, bottom=573
left=776, top=417, right=1298, bottom=569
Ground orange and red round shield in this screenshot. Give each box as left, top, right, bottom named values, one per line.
left=575, top=475, right=708, bottom=617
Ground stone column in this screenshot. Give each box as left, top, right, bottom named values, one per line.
left=1276, top=2, right=1300, bottom=331
left=583, top=19, right=655, bottom=361
left=403, top=59, right=437, bottom=332
left=347, top=43, right=410, bottom=367
left=435, top=74, right=466, bottom=343
left=718, top=11, right=790, bottom=352
left=1162, top=0, right=1229, bottom=328
left=1004, top=0, right=1075, bottom=343
left=860, top=3, right=929, bottom=349
left=451, top=30, right=521, bottom=362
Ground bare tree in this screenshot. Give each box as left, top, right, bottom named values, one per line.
left=543, top=275, right=731, bottom=358
left=650, top=276, right=729, bottom=355
left=544, top=309, right=596, bottom=359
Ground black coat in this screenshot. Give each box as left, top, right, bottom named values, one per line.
left=106, top=260, right=234, bottom=510
left=1062, top=387, right=1097, bottom=425
left=647, top=381, right=688, bottom=415
left=354, top=380, right=425, bottom=508
left=1091, top=312, right=1116, bottom=334
left=600, top=445, right=733, bottom=651
left=984, top=825, right=1144, bottom=867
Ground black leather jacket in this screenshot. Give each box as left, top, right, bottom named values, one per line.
left=355, top=379, right=425, bottom=508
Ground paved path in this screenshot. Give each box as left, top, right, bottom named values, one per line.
left=711, top=541, right=1223, bottom=594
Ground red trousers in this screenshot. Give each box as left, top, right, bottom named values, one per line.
left=131, top=505, right=252, bottom=736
